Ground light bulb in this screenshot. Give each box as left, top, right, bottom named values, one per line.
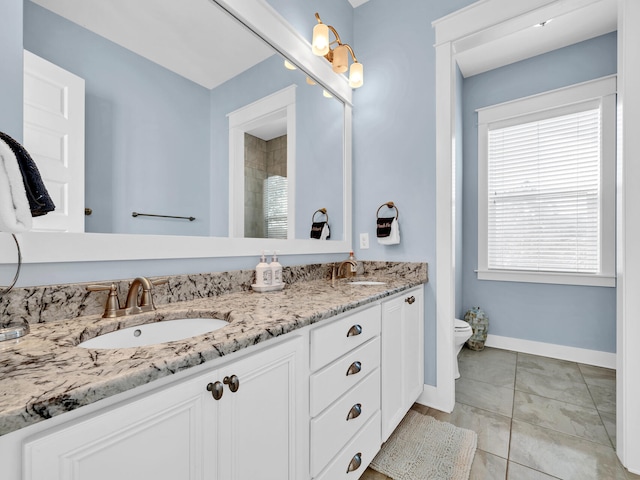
left=349, top=62, right=364, bottom=88
left=312, top=23, right=330, bottom=56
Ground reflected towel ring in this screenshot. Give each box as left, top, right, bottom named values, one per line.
left=1, top=234, right=22, bottom=294
left=376, top=202, right=399, bottom=220
left=312, top=207, right=329, bottom=223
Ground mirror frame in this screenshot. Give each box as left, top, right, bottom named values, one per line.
left=2, top=0, right=353, bottom=263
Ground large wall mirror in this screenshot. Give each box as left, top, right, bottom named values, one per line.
left=2, top=0, right=352, bottom=263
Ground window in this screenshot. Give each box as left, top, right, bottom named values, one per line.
left=264, top=175, right=288, bottom=239
left=477, top=76, right=616, bottom=287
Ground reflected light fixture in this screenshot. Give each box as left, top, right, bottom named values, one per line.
left=312, top=12, right=363, bottom=88
left=283, top=59, right=297, bottom=70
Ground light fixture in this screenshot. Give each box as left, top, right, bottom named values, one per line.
left=283, top=59, right=297, bottom=70
left=312, top=12, right=364, bottom=89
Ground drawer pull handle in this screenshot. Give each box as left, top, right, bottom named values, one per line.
left=347, top=324, right=363, bottom=337
left=346, top=403, right=362, bottom=421
left=405, top=295, right=415, bottom=304
left=346, top=361, right=362, bottom=376
left=223, top=375, right=240, bottom=393
left=346, top=453, right=362, bottom=473
left=206, top=381, right=224, bottom=400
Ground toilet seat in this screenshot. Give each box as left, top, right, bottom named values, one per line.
left=455, top=319, right=471, bottom=331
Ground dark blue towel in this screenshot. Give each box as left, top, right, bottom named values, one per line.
left=0, top=132, right=55, bottom=217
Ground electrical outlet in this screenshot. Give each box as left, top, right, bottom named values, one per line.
left=359, top=233, right=369, bottom=249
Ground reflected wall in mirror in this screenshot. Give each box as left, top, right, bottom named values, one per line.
left=23, top=0, right=345, bottom=241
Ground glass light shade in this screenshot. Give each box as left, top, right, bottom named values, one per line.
left=349, top=62, right=364, bottom=88
left=332, top=45, right=348, bottom=73
left=312, top=23, right=330, bottom=56
left=283, top=59, right=297, bottom=70
left=322, top=89, right=333, bottom=98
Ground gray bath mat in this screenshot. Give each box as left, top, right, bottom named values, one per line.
left=370, top=409, right=477, bottom=480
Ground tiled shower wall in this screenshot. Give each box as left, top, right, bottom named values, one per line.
left=244, top=133, right=287, bottom=238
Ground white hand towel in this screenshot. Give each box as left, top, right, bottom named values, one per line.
left=0, top=138, right=33, bottom=233
left=320, top=222, right=330, bottom=240
left=377, top=218, right=400, bottom=245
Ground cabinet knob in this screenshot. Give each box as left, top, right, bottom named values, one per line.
left=346, top=453, right=362, bottom=473
left=223, top=374, right=240, bottom=393
left=347, top=324, right=363, bottom=337
left=346, top=361, right=362, bottom=376
left=346, top=403, right=362, bottom=421
left=206, top=381, right=224, bottom=400
left=405, top=295, right=415, bottom=305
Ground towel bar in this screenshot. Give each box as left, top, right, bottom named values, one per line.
left=132, top=212, right=195, bottom=221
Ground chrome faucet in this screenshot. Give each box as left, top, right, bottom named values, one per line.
left=87, top=277, right=167, bottom=318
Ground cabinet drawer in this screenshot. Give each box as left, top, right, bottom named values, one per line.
left=310, top=368, right=380, bottom=477
left=310, top=336, right=380, bottom=416
left=314, top=410, right=381, bottom=480
left=310, top=304, right=381, bottom=371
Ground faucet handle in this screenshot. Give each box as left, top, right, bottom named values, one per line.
left=150, top=278, right=168, bottom=287
left=86, top=283, right=121, bottom=318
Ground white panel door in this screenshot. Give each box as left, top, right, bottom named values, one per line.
left=23, top=49, right=85, bottom=232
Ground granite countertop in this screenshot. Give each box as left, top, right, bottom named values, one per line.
left=0, top=272, right=426, bottom=437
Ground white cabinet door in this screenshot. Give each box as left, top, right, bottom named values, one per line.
left=381, top=287, right=424, bottom=442
left=23, top=336, right=306, bottom=480
left=24, top=373, right=214, bottom=480
left=217, top=335, right=305, bottom=480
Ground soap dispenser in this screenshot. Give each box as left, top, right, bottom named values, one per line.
left=255, top=251, right=272, bottom=287
left=270, top=251, right=283, bottom=285
left=348, top=251, right=358, bottom=274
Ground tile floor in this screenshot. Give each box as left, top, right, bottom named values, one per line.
left=360, top=347, right=640, bottom=480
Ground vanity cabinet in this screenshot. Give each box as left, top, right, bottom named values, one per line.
left=381, top=286, right=424, bottom=441
left=22, top=336, right=305, bottom=480
left=309, top=304, right=382, bottom=479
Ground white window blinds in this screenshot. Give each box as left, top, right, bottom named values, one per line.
left=264, top=175, right=288, bottom=239
left=487, top=107, right=601, bottom=274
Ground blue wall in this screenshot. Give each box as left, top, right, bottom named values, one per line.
left=461, top=33, right=618, bottom=353
left=0, top=1, right=23, bottom=140
left=351, top=0, right=476, bottom=385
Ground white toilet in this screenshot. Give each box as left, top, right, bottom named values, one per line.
left=454, top=319, right=473, bottom=379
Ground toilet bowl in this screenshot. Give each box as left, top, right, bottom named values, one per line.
left=454, top=319, right=473, bottom=379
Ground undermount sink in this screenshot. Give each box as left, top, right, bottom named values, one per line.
left=348, top=281, right=386, bottom=286
left=78, top=318, right=229, bottom=349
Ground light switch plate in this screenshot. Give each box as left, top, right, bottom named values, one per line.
left=359, top=233, right=369, bottom=249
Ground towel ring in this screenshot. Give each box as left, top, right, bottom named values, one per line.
left=312, top=208, right=329, bottom=223
left=1, top=234, right=22, bottom=294
left=376, top=202, right=399, bottom=220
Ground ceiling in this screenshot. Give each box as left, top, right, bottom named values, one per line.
left=454, top=0, right=618, bottom=77
left=31, top=0, right=275, bottom=89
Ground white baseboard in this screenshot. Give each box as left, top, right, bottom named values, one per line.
left=485, top=334, right=616, bottom=369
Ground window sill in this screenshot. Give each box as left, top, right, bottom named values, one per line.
left=476, top=269, right=616, bottom=287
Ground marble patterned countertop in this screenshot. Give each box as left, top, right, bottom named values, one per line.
left=0, top=264, right=426, bottom=436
